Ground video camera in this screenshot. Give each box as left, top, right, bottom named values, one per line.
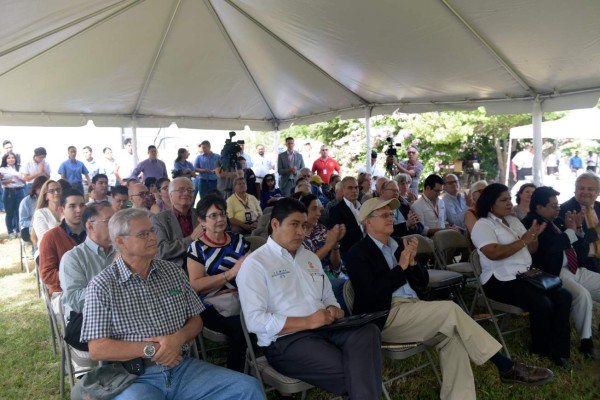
left=384, top=136, right=401, bottom=171
left=220, top=131, right=242, bottom=170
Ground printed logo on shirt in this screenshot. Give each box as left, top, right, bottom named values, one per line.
left=168, top=289, right=182, bottom=296
left=271, top=269, right=290, bottom=279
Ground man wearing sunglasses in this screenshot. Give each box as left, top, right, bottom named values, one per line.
left=312, top=145, right=340, bottom=186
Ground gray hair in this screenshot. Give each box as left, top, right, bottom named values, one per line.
left=335, top=181, right=344, bottom=191
left=575, top=171, right=600, bottom=188
left=299, top=167, right=311, bottom=176
left=108, top=208, right=150, bottom=248
left=233, top=177, right=246, bottom=185
left=394, top=173, right=412, bottom=184
left=168, top=177, right=193, bottom=193
left=469, top=180, right=488, bottom=199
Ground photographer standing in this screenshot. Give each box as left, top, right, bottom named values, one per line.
left=391, top=145, right=423, bottom=196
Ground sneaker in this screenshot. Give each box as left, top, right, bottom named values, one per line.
left=499, top=361, right=554, bottom=386
left=8, top=232, right=16, bottom=239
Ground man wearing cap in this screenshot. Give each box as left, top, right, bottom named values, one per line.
left=309, top=175, right=330, bottom=206
left=345, top=197, right=554, bottom=399
left=277, top=137, right=305, bottom=197
left=358, top=151, right=384, bottom=180
left=312, top=145, right=340, bottom=185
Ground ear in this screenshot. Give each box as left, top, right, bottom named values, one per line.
left=115, top=236, right=126, bottom=249
left=270, top=218, right=280, bottom=233
left=58, top=206, right=65, bottom=215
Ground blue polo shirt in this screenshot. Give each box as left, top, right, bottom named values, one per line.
left=194, top=153, right=220, bottom=181
left=58, top=159, right=89, bottom=184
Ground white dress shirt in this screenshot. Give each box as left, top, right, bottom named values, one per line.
left=471, top=214, right=531, bottom=284
left=410, top=196, right=446, bottom=235
left=237, top=237, right=339, bottom=347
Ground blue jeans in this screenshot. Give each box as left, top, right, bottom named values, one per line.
left=114, top=356, right=263, bottom=400
left=4, top=187, right=24, bottom=235
left=0, top=186, right=4, bottom=211
left=198, top=179, right=217, bottom=199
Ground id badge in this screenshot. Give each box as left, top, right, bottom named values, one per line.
left=323, top=169, right=327, bottom=174
left=245, top=211, right=252, bottom=223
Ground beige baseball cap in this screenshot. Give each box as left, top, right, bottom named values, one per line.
left=359, top=197, right=400, bottom=222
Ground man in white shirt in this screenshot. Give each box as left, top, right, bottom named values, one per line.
left=253, top=144, right=274, bottom=184
left=411, top=174, right=448, bottom=237
left=358, top=150, right=384, bottom=180
left=237, top=197, right=382, bottom=398
left=512, top=144, right=534, bottom=181
left=442, top=174, right=467, bottom=229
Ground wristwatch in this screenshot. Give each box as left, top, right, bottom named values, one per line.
left=143, top=342, right=156, bottom=359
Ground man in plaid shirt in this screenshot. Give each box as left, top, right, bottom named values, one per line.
left=80, top=208, right=262, bottom=399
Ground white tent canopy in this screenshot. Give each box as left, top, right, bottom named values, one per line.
left=1, top=0, right=600, bottom=130
left=510, top=108, right=600, bottom=140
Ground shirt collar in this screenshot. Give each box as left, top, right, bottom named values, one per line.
left=173, top=207, right=191, bottom=218
left=115, top=255, right=159, bottom=283
left=343, top=197, right=360, bottom=210
left=84, top=236, right=114, bottom=256
left=368, top=234, right=398, bottom=253
left=266, top=236, right=304, bottom=259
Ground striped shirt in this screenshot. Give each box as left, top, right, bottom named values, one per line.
left=187, top=233, right=248, bottom=294
left=81, top=257, right=204, bottom=350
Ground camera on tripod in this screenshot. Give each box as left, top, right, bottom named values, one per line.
left=384, top=137, right=401, bottom=171
left=220, top=131, right=243, bottom=169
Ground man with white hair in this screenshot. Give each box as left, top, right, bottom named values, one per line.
left=442, top=174, right=468, bottom=229
left=79, top=208, right=262, bottom=399
left=152, top=177, right=204, bottom=269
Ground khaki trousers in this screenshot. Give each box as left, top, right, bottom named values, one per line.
left=560, top=267, right=600, bottom=339
left=383, top=298, right=502, bottom=400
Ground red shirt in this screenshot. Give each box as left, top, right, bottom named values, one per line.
left=312, top=157, right=340, bottom=184
left=173, top=207, right=193, bottom=238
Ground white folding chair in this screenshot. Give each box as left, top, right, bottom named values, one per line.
left=469, top=251, right=527, bottom=359
left=19, top=237, right=34, bottom=274
left=342, top=280, right=442, bottom=400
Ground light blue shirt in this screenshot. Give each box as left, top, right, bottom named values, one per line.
left=443, top=193, right=467, bottom=228
left=58, top=159, right=89, bottom=184
left=241, top=152, right=253, bottom=168
left=194, top=153, right=220, bottom=181
left=368, top=234, right=418, bottom=299
left=18, top=194, right=37, bottom=230
left=59, top=237, right=116, bottom=315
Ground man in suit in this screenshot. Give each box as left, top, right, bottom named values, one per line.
left=345, top=198, right=553, bottom=399
left=152, top=177, right=204, bottom=269
left=277, top=137, right=305, bottom=197
left=523, top=186, right=600, bottom=359
left=378, top=179, right=423, bottom=237
left=327, top=176, right=363, bottom=261
left=559, top=172, right=600, bottom=272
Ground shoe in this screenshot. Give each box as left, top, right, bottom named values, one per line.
left=580, top=339, right=600, bottom=360
left=499, top=361, right=554, bottom=386
left=550, top=357, right=575, bottom=369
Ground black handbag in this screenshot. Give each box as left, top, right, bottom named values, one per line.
left=517, top=268, right=562, bottom=291
left=64, top=311, right=89, bottom=351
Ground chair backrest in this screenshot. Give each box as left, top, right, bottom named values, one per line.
left=398, top=234, right=435, bottom=256
left=342, top=280, right=355, bottom=315
left=433, top=229, right=470, bottom=267
left=469, top=250, right=483, bottom=277
left=245, top=235, right=267, bottom=252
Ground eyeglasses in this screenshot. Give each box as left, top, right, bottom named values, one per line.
left=206, top=211, right=227, bottom=220
left=47, top=188, right=62, bottom=194
left=173, top=188, right=194, bottom=194
left=445, top=180, right=458, bottom=185
left=159, top=186, right=169, bottom=192
left=127, top=227, right=156, bottom=239
left=301, top=174, right=311, bottom=178
left=132, top=191, right=149, bottom=197
left=113, top=199, right=129, bottom=204
left=369, top=212, right=394, bottom=219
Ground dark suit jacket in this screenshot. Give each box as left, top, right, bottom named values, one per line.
left=152, top=208, right=199, bottom=269
left=522, top=213, right=585, bottom=276
left=327, top=199, right=363, bottom=261
left=393, top=201, right=424, bottom=237
left=345, top=235, right=429, bottom=329
left=559, top=197, right=600, bottom=262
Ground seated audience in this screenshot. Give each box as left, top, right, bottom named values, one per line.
left=110, top=185, right=129, bottom=212
left=357, top=172, right=372, bottom=203
left=259, top=173, right=282, bottom=210
left=295, top=178, right=311, bottom=194
left=346, top=198, right=553, bottom=399
left=32, top=180, right=63, bottom=249
left=187, top=194, right=249, bottom=372
left=443, top=173, right=467, bottom=229
left=237, top=198, right=383, bottom=398
left=309, top=175, right=330, bottom=206
left=411, top=174, right=450, bottom=237
left=150, top=177, right=171, bottom=214
left=87, top=174, right=111, bottom=204
left=559, top=172, right=600, bottom=273
left=226, top=177, right=262, bottom=235
left=294, top=192, right=348, bottom=311
left=328, top=176, right=364, bottom=261
left=378, top=179, right=423, bottom=237
left=523, top=186, right=600, bottom=359
left=465, top=180, right=487, bottom=234
left=19, top=175, right=48, bottom=242
left=152, top=177, right=204, bottom=269
left=129, top=183, right=152, bottom=209
left=325, top=174, right=341, bottom=202
left=471, top=183, right=572, bottom=367
left=79, top=208, right=262, bottom=399
left=321, top=179, right=344, bottom=226
left=239, top=156, right=257, bottom=198
left=512, top=183, right=536, bottom=221
left=39, top=189, right=87, bottom=313
left=394, top=172, right=417, bottom=205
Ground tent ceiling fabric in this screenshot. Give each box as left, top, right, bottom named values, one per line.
left=1, top=0, right=600, bottom=129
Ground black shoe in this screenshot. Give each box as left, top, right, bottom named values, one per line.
left=551, top=357, right=575, bottom=369
left=581, top=346, right=600, bottom=360
left=499, top=361, right=554, bottom=386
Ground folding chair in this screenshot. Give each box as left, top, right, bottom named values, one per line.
left=469, top=251, right=527, bottom=359
left=400, top=234, right=468, bottom=311
left=245, top=235, right=267, bottom=252
left=20, top=237, right=34, bottom=274
left=240, top=311, right=314, bottom=399
left=342, top=281, right=442, bottom=400
left=40, top=283, right=60, bottom=357
left=56, top=297, right=98, bottom=399
left=197, top=327, right=229, bottom=364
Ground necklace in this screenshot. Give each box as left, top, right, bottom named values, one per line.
left=202, top=232, right=228, bottom=247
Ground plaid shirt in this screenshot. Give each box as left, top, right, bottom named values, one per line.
left=81, top=256, right=204, bottom=351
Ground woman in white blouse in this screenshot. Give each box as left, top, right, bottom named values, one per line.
left=471, top=183, right=572, bottom=367
left=31, top=180, right=62, bottom=247
left=0, top=152, right=26, bottom=238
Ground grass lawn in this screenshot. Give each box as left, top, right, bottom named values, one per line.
left=1, top=231, right=600, bottom=399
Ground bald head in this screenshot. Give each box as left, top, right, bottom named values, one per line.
left=129, top=183, right=150, bottom=209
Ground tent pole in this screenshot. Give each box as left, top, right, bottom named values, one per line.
left=532, top=98, right=543, bottom=186
left=505, top=138, right=512, bottom=186
left=365, top=107, right=373, bottom=173
left=132, top=118, right=139, bottom=166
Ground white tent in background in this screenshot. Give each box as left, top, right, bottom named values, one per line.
left=2, top=1, right=600, bottom=177
left=510, top=108, right=600, bottom=140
